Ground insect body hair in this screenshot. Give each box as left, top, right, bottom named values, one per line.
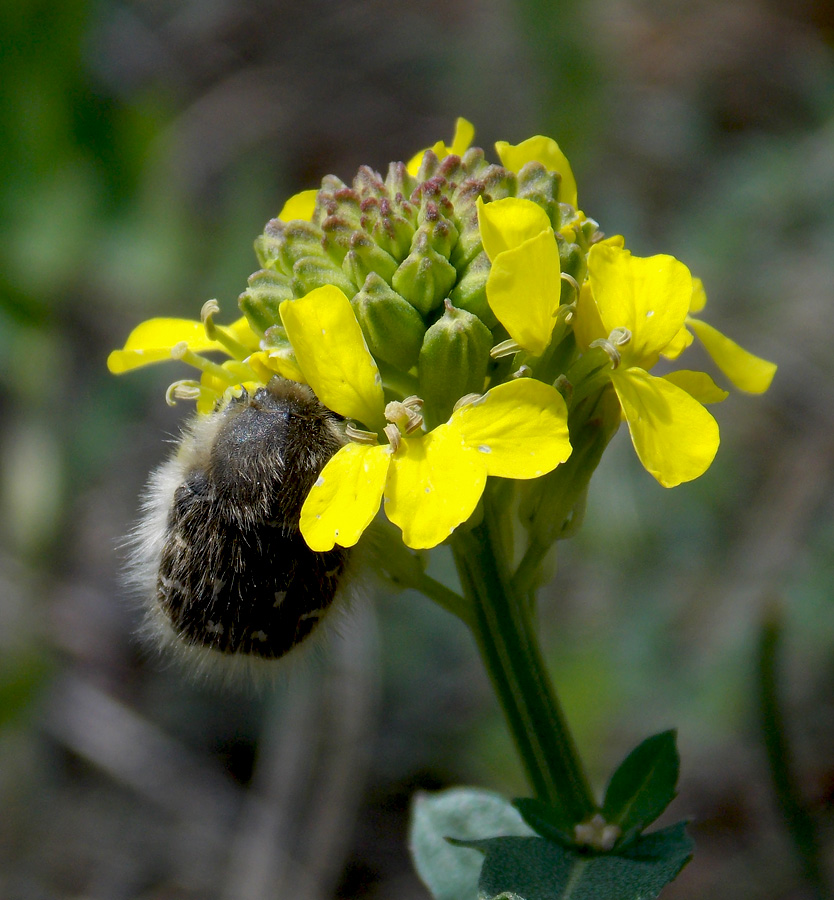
left=126, top=378, right=353, bottom=682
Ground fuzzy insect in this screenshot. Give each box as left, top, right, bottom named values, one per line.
left=129, top=378, right=349, bottom=670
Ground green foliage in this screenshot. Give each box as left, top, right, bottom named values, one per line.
left=601, top=730, right=680, bottom=847
left=458, top=823, right=692, bottom=900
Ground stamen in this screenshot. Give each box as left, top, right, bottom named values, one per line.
left=165, top=380, right=209, bottom=406
left=559, top=272, right=580, bottom=299
left=171, top=342, right=240, bottom=384
left=385, top=398, right=424, bottom=433
left=490, top=338, right=521, bottom=360
left=200, top=299, right=252, bottom=360
left=453, top=392, right=482, bottom=412
left=588, top=337, right=621, bottom=369
left=345, top=423, right=379, bottom=445
left=383, top=423, right=401, bottom=453
left=608, top=326, right=631, bottom=346
left=512, top=365, right=532, bottom=379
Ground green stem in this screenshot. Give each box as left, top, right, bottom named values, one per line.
left=450, top=493, right=596, bottom=821
left=758, top=605, right=828, bottom=899
left=412, top=571, right=475, bottom=629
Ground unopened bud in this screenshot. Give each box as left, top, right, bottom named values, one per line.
left=392, top=228, right=457, bottom=316
left=449, top=251, right=496, bottom=328
left=418, top=300, right=493, bottom=427
left=238, top=269, right=294, bottom=334
left=292, top=255, right=355, bottom=297
left=343, top=231, right=400, bottom=288
left=351, top=273, right=426, bottom=369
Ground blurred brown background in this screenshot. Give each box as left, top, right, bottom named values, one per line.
left=1, top=0, right=833, bottom=897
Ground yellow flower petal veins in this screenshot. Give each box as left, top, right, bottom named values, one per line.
left=383, top=427, right=487, bottom=550
left=450, top=379, right=572, bottom=479
left=486, top=229, right=564, bottom=356
left=477, top=196, right=552, bottom=262
left=280, top=285, right=385, bottom=429
left=300, top=442, right=392, bottom=551
left=687, top=317, right=776, bottom=394
left=495, top=135, right=578, bottom=209
left=611, top=367, right=720, bottom=487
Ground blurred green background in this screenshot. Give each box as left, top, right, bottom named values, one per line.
left=1, top=0, right=833, bottom=897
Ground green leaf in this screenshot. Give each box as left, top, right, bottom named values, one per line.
left=512, top=797, right=576, bottom=847
left=409, top=787, right=535, bottom=900
left=601, top=730, right=680, bottom=844
left=458, top=822, right=693, bottom=900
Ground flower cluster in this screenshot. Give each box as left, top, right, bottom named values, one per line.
left=109, top=118, right=776, bottom=551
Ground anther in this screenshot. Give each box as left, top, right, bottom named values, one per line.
left=345, top=423, right=379, bottom=445
left=608, top=326, right=631, bottom=347
left=383, top=423, right=401, bottom=453
left=453, top=392, right=482, bottom=412
left=560, top=272, right=580, bottom=298
left=512, top=365, right=532, bottom=379
left=200, top=299, right=252, bottom=359
left=165, top=380, right=204, bottom=406
left=588, top=337, right=622, bottom=369
left=490, top=338, right=521, bottom=360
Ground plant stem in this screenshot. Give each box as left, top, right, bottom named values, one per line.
left=758, top=603, right=828, bottom=899
left=450, top=492, right=596, bottom=822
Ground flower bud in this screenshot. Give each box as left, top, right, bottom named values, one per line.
left=343, top=231, right=400, bottom=288
left=238, top=269, right=294, bottom=334
left=418, top=301, right=493, bottom=427
left=516, top=161, right=561, bottom=227
left=351, top=273, right=425, bottom=370
left=292, top=255, right=356, bottom=297
left=449, top=251, right=496, bottom=328
left=255, top=220, right=325, bottom=273
left=392, top=228, right=458, bottom=316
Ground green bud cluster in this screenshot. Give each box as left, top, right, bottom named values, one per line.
left=238, top=147, right=584, bottom=425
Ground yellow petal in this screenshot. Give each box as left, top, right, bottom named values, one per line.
left=690, top=277, right=707, bottom=314
left=278, top=189, right=318, bottom=222
left=300, top=442, right=391, bottom=551
left=384, top=427, right=487, bottom=549
left=495, top=136, right=578, bottom=208
left=450, top=379, right=572, bottom=478
left=612, top=367, right=720, bottom=487
left=477, top=196, right=553, bottom=261
left=572, top=282, right=606, bottom=351
left=660, top=324, right=694, bottom=360
left=280, top=285, right=385, bottom=428
left=486, top=228, right=563, bottom=355
left=406, top=117, right=475, bottom=176
left=107, top=318, right=229, bottom=373
left=687, top=317, right=776, bottom=394
left=588, top=244, right=693, bottom=368
left=662, top=370, right=728, bottom=404
left=449, top=117, right=475, bottom=155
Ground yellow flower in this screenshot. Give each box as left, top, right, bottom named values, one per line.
left=106, top=307, right=294, bottom=412
left=663, top=278, right=777, bottom=394
left=406, top=117, right=476, bottom=175
left=574, top=244, right=721, bottom=487
left=494, top=135, right=578, bottom=209
left=479, top=195, right=562, bottom=355
left=279, top=285, right=573, bottom=550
